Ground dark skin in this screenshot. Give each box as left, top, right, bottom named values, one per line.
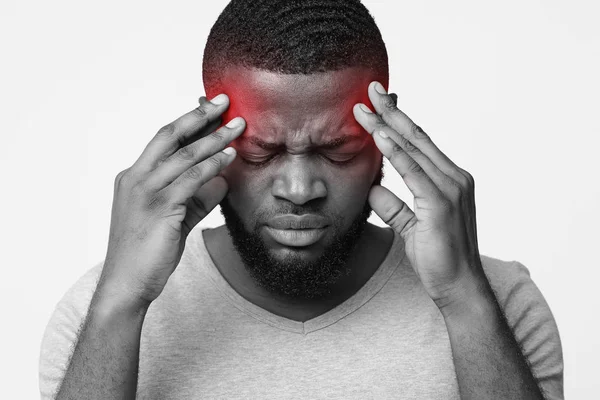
left=203, top=66, right=395, bottom=321
left=56, top=65, right=545, bottom=399
left=203, top=68, right=546, bottom=398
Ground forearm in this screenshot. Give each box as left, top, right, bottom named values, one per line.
left=439, top=271, right=545, bottom=400
left=56, top=278, right=149, bottom=400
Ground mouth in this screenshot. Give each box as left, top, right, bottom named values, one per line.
left=263, top=226, right=329, bottom=247
left=263, top=214, right=330, bottom=247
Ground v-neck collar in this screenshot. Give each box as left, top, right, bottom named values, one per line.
left=193, top=226, right=406, bottom=335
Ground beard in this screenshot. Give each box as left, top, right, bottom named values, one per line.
left=219, top=162, right=384, bottom=300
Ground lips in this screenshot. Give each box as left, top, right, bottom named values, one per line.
left=266, top=214, right=329, bottom=230
left=264, top=214, right=329, bottom=247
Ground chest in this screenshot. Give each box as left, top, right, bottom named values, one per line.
left=135, top=301, right=460, bottom=400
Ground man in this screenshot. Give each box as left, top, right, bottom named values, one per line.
left=40, top=0, right=563, bottom=399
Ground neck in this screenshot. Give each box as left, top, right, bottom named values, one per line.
left=203, top=223, right=395, bottom=322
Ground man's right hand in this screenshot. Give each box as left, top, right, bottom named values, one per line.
left=98, top=94, right=245, bottom=308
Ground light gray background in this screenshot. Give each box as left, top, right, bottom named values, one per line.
left=1, top=0, right=598, bottom=398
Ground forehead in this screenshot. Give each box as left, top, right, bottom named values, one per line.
left=213, top=66, right=383, bottom=142
left=218, top=66, right=377, bottom=110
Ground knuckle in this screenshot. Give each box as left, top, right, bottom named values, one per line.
left=373, top=117, right=389, bottom=133
left=206, top=154, right=224, bottom=170
left=381, top=96, right=397, bottom=112
left=463, top=170, right=475, bottom=188
left=411, top=124, right=429, bottom=140
left=114, top=169, right=129, bottom=185
left=452, top=169, right=473, bottom=190
left=390, top=143, right=404, bottom=156
left=189, top=195, right=208, bottom=213
left=183, top=165, right=206, bottom=182
left=192, top=106, right=209, bottom=120
left=156, top=123, right=175, bottom=138
left=407, top=160, right=423, bottom=175
left=382, top=202, right=405, bottom=226
left=116, top=168, right=128, bottom=179
left=400, top=135, right=419, bottom=154
left=115, top=168, right=137, bottom=189
left=209, top=128, right=226, bottom=143
left=169, top=137, right=185, bottom=155
left=446, top=182, right=463, bottom=202
left=176, top=145, right=196, bottom=161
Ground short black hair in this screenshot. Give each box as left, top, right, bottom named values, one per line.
left=203, top=0, right=389, bottom=88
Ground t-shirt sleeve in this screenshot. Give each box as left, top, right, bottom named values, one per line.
left=38, top=261, right=104, bottom=400
left=481, top=256, right=564, bottom=400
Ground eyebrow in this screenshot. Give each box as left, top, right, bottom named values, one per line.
left=242, top=134, right=362, bottom=150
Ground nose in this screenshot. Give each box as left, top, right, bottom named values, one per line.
left=271, top=156, right=327, bottom=205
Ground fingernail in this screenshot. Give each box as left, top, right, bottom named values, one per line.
left=378, top=131, right=388, bottom=139
left=222, top=147, right=236, bottom=156
left=226, top=117, right=243, bottom=128
left=359, top=104, right=372, bottom=114
left=211, top=94, right=228, bottom=105
left=374, top=82, right=387, bottom=95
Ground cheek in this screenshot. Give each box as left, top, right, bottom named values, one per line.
left=343, top=152, right=380, bottom=196
left=334, top=145, right=382, bottom=212
left=353, top=139, right=382, bottom=181
left=220, top=160, right=270, bottom=212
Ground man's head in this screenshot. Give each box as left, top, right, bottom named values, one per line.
left=202, top=0, right=390, bottom=299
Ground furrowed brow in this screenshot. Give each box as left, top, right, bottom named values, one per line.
left=319, top=135, right=361, bottom=149
left=246, top=137, right=285, bottom=150
left=243, top=134, right=361, bottom=150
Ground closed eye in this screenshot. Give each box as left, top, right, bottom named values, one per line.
left=238, top=151, right=359, bottom=167
left=240, top=156, right=276, bottom=167
left=321, top=153, right=357, bottom=165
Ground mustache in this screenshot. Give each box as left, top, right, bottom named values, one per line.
left=220, top=196, right=336, bottom=231
left=256, top=198, right=332, bottom=221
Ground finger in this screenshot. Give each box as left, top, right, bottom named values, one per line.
left=367, top=82, right=467, bottom=184
left=176, top=118, right=223, bottom=151
left=165, top=146, right=237, bottom=205
left=133, top=93, right=231, bottom=173
left=145, top=117, right=245, bottom=190
left=173, top=96, right=223, bottom=149
left=368, top=185, right=416, bottom=237
left=354, top=102, right=446, bottom=184
left=174, top=96, right=222, bottom=148
left=354, top=103, right=443, bottom=200
left=181, top=175, right=229, bottom=237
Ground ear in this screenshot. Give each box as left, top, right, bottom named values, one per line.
left=390, top=93, right=398, bottom=107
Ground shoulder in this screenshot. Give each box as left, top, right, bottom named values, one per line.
left=479, top=255, right=558, bottom=328
left=38, top=260, right=104, bottom=400
left=479, top=255, right=537, bottom=305
left=479, top=255, right=564, bottom=399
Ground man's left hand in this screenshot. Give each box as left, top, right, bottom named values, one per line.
left=353, top=81, right=487, bottom=311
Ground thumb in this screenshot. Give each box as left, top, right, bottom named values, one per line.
left=368, top=185, right=416, bottom=237
left=183, top=175, right=229, bottom=235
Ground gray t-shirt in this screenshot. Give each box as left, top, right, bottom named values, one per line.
left=39, top=227, right=564, bottom=399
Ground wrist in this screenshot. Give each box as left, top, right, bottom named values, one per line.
left=435, top=268, right=497, bottom=321
left=93, top=273, right=152, bottom=318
